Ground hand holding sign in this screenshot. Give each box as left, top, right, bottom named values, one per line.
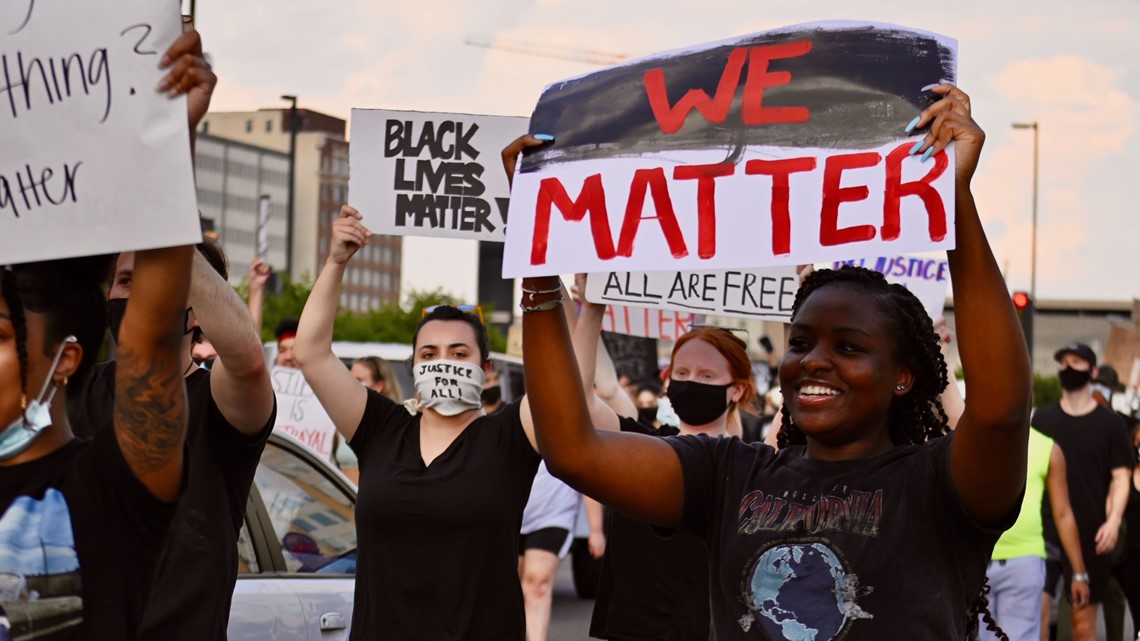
left=501, top=134, right=549, bottom=190
left=156, top=29, right=216, bottom=131
left=329, top=205, right=373, bottom=265
left=912, top=84, right=984, bottom=186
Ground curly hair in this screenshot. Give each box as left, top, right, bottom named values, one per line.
left=776, top=265, right=950, bottom=449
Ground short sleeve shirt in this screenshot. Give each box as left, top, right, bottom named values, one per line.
left=348, top=392, right=541, bottom=641
left=666, top=433, right=1008, bottom=640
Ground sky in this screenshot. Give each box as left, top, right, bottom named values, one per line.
left=192, top=0, right=1140, bottom=304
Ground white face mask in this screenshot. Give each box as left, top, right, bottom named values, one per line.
left=407, top=359, right=485, bottom=417
left=0, top=336, right=76, bottom=460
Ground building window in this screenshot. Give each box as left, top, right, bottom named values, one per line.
left=265, top=119, right=273, bottom=133
left=245, top=119, right=253, bottom=133
left=201, top=121, right=209, bottom=135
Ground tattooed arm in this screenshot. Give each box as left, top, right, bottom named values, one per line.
left=114, top=245, right=194, bottom=501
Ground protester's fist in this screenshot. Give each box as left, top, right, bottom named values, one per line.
left=328, top=205, right=371, bottom=265
left=158, top=29, right=216, bottom=131
left=501, top=134, right=551, bottom=189
left=249, top=258, right=271, bottom=292
left=907, top=84, right=984, bottom=186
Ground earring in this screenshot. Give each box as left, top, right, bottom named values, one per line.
left=60, top=376, right=68, bottom=387
left=895, top=384, right=906, bottom=391
left=20, top=394, right=27, bottom=410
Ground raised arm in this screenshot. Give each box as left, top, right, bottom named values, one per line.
left=246, top=258, right=270, bottom=338
left=1097, top=466, right=1131, bottom=554
left=920, top=86, right=1032, bottom=526
left=1047, top=444, right=1090, bottom=609
left=522, top=275, right=684, bottom=527
left=189, top=250, right=274, bottom=435
left=158, top=29, right=215, bottom=155
left=115, top=245, right=194, bottom=501
left=293, top=205, right=370, bottom=441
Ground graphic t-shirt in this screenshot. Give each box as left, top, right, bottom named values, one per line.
left=666, top=433, right=1010, bottom=641
left=0, top=430, right=177, bottom=640
left=348, top=392, right=541, bottom=641
left=68, top=363, right=274, bottom=640
left=591, top=417, right=710, bottom=641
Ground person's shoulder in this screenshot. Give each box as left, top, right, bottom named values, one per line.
left=617, top=415, right=675, bottom=437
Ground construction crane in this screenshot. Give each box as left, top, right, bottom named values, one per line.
left=464, top=34, right=632, bottom=67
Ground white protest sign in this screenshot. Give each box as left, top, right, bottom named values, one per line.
left=833, top=255, right=950, bottom=321
left=601, top=305, right=692, bottom=341
left=349, top=109, right=528, bottom=241
left=502, top=22, right=958, bottom=277
left=271, top=366, right=337, bottom=461
left=0, top=1, right=200, bottom=264
left=586, top=266, right=798, bottom=322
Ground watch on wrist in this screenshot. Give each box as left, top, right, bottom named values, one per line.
left=1072, top=573, right=1090, bottom=583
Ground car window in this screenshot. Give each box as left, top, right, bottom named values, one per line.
left=254, top=442, right=357, bottom=574
left=237, top=521, right=259, bottom=573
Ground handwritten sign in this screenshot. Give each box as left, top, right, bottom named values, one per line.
left=833, top=254, right=950, bottom=321
left=0, top=0, right=200, bottom=264
left=271, top=366, right=336, bottom=460
left=502, top=22, right=957, bottom=277
left=586, top=266, right=798, bottom=321
left=349, top=109, right=528, bottom=241
left=600, top=332, right=659, bottom=384
left=602, top=305, right=692, bottom=341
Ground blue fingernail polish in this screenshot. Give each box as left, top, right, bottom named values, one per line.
left=534, top=134, right=554, bottom=141
left=904, top=116, right=920, bottom=133
left=909, top=140, right=924, bottom=156
left=921, top=147, right=935, bottom=163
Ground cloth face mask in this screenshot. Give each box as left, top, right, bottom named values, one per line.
left=406, top=360, right=486, bottom=417
left=0, top=336, right=75, bottom=460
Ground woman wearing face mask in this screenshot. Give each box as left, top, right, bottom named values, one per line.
left=293, top=205, right=553, bottom=641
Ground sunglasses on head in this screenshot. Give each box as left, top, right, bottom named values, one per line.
left=421, top=304, right=484, bottom=325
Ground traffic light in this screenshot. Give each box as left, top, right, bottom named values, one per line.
left=1012, top=291, right=1034, bottom=353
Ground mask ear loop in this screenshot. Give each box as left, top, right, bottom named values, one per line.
left=31, top=335, right=78, bottom=410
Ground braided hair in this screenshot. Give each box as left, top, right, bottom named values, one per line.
left=776, top=265, right=950, bottom=449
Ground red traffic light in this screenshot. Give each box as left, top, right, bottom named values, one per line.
left=1012, top=291, right=1031, bottom=309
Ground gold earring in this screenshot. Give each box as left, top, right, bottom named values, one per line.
left=61, top=376, right=68, bottom=387
left=20, top=394, right=27, bottom=410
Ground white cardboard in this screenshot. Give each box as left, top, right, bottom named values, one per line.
left=271, top=366, right=337, bottom=461
left=601, top=305, right=693, bottom=341
left=586, top=266, right=799, bottom=322
left=832, top=254, right=951, bottom=321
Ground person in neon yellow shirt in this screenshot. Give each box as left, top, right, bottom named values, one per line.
left=979, top=428, right=1088, bottom=641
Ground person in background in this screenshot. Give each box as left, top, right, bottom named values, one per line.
left=274, top=318, right=300, bottom=368
left=351, top=356, right=403, bottom=403
left=1110, top=423, right=1140, bottom=636
left=633, top=382, right=660, bottom=428
left=246, top=257, right=271, bottom=338
left=482, top=365, right=505, bottom=415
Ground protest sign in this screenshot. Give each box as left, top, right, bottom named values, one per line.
left=833, top=254, right=950, bottom=321
left=350, top=109, right=528, bottom=241
left=600, top=332, right=659, bottom=385
left=1105, top=323, right=1140, bottom=385
left=503, top=21, right=957, bottom=277
left=602, top=305, right=692, bottom=342
left=271, top=366, right=336, bottom=461
left=0, top=1, right=200, bottom=264
left=586, top=266, right=798, bottom=322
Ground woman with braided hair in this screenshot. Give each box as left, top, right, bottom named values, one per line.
left=519, top=84, right=1032, bottom=640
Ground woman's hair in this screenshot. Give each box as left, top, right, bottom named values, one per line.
left=353, top=356, right=403, bottom=403
left=1, top=255, right=115, bottom=393
left=412, top=305, right=489, bottom=363
left=669, top=326, right=759, bottom=416
left=776, top=265, right=950, bottom=449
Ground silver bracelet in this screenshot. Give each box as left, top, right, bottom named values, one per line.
left=1072, top=573, right=1089, bottom=583
left=520, top=297, right=563, bottom=314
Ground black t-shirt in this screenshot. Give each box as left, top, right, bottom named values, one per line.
left=348, top=391, right=541, bottom=641
left=665, top=432, right=1010, bottom=640
left=591, top=417, right=710, bottom=641
left=0, top=427, right=177, bottom=640
left=1035, top=403, right=1131, bottom=588
left=69, top=362, right=274, bottom=640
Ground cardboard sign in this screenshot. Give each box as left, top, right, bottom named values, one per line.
left=601, top=305, right=692, bottom=341
left=586, top=266, right=798, bottom=322
left=349, top=109, right=528, bottom=241
left=0, top=1, right=200, bottom=264
left=503, top=22, right=957, bottom=277
left=832, top=255, right=950, bottom=321
left=271, top=366, right=336, bottom=460
left=600, top=332, right=659, bottom=384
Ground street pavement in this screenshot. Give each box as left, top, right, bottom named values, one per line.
left=548, top=558, right=595, bottom=641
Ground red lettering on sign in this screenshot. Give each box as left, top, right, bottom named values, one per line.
left=746, top=157, right=817, bottom=255
left=617, top=168, right=688, bottom=259
left=674, top=162, right=734, bottom=259
left=882, top=143, right=949, bottom=242
left=532, top=175, right=616, bottom=265
left=820, top=152, right=881, bottom=246
left=741, top=40, right=813, bottom=125
left=644, top=47, right=748, bottom=135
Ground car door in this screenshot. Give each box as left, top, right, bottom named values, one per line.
left=229, top=434, right=357, bottom=640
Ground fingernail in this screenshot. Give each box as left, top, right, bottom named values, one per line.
left=534, top=134, right=554, bottom=142
left=921, top=147, right=935, bottom=163
left=156, top=78, right=170, bottom=92
left=909, top=140, right=924, bottom=156
left=904, top=116, right=921, bottom=133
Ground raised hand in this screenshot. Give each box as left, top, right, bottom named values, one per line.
left=157, top=29, right=216, bottom=131
left=907, top=84, right=985, bottom=186
left=501, top=134, right=551, bottom=189
left=329, top=205, right=372, bottom=265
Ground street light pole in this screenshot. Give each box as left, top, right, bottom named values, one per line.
left=1011, top=121, right=1039, bottom=299
left=281, top=95, right=298, bottom=279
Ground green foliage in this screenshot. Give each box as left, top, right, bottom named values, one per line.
left=1033, top=373, right=1062, bottom=408
left=236, top=272, right=316, bottom=343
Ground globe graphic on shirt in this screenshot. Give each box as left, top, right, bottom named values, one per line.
left=743, top=542, right=872, bottom=641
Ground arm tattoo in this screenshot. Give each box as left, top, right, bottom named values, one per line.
left=113, top=343, right=188, bottom=476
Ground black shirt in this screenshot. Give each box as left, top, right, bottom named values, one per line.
left=348, top=392, right=540, bottom=640
left=0, top=427, right=177, bottom=640
left=591, top=417, right=710, bottom=641
left=69, top=363, right=274, bottom=640
left=664, top=433, right=1010, bottom=640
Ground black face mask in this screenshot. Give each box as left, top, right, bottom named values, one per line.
left=1058, top=367, right=1092, bottom=391
left=481, top=385, right=502, bottom=406
left=107, top=299, right=193, bottom=345
left=667, top=379, right=732, bottom=427
left=637, top=406, right=659, bottom=425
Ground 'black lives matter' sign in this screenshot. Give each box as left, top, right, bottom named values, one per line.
left=350, top=110, right=528, bottom=242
